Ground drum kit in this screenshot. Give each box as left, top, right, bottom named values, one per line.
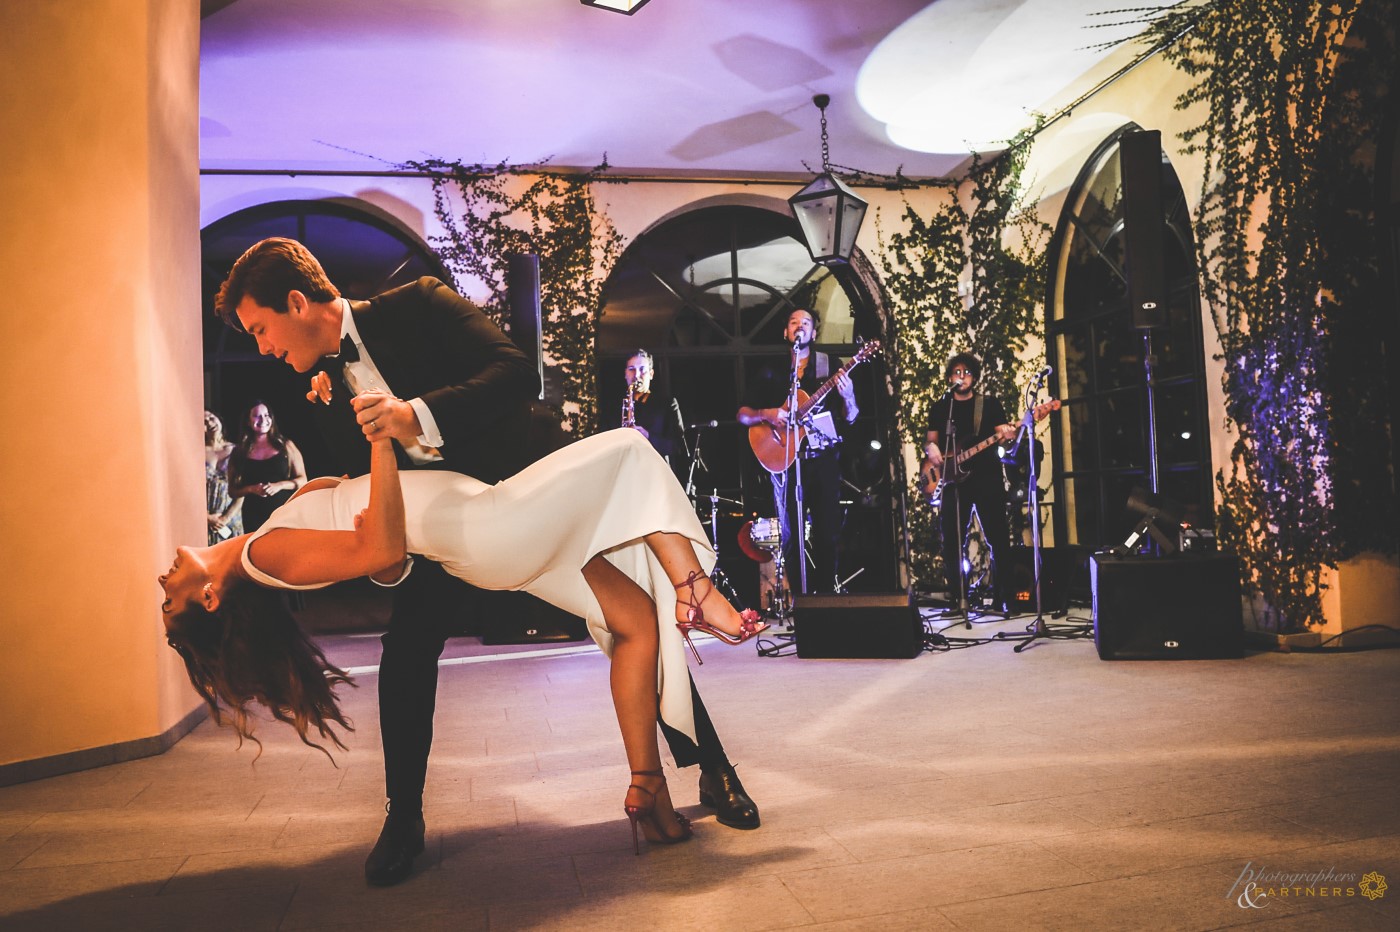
left=692, top=500, right=796, bottom=627
left=686, top=485, right=793, bottom=617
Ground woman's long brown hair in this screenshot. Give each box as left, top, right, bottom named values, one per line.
left=166, top=581, right=354, bottom=758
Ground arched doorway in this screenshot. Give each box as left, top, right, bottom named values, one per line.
left=1046, top=128, right=1214, bottom=548
left=200, top=199, right=449, bottom=478
left=597, top=204, right=900, bottom=601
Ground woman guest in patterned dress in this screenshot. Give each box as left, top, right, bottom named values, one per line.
left=204, top=411, right=243, bottom=545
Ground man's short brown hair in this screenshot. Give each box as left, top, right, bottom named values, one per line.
left=214, top=237, right=340, bottom=331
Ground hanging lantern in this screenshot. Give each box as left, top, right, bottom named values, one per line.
left=788, top=94, right=868, bottom=265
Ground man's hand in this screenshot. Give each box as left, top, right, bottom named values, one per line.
left=835, top=372, right=857, bottom=405
left=306, top=370, right=334, bottom=405
left=351, top=390, right=423, bottom=442
left=835, top=372, right=859, bottom=422
left=995, top=423, right=1017, bottom=442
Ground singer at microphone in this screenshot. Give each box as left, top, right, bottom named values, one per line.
left=736, top=307, right=859, bottom=594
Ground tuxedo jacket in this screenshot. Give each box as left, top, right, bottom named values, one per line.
left=314, top=277, right=540, bottom=482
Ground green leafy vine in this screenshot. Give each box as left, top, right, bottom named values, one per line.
left=877, top=131, right=1052, bottom=587
left=1136, top=0, right=1396, bottom=629
left=402, top=158, right=625, bottom=435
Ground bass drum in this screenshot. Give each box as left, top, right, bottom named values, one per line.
left=737, top=518, right=779, bottom=563
left=749, top=517, right=782, bottom=550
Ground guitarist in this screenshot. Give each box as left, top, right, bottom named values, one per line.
left=923, top=352, right=1017, bottom=614
left=737, top=308, right=859, bottom=592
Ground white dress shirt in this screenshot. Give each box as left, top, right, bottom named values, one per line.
left=340, top=300, right=444, bottom=464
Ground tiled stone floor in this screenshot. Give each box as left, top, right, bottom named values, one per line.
left=2, top=613, right=1397, bottom=930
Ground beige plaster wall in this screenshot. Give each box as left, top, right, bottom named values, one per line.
left=0, top=1, right=204, bottom=766
left=199, top=173, right=946, bottom=305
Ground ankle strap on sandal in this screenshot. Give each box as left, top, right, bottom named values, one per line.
left=673, top=570, right=708, bottom=591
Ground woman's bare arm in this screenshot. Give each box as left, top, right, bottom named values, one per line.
left=245, top=436, right=407, bottom=586
left=283, top=439, right=308, bottom=492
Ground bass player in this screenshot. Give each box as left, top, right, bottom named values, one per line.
left=922, top=352, right=1017, bottom=614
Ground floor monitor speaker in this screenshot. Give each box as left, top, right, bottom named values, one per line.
left=1091, top=553, right=1243, bottom=659
left=795, top=592, right=922, bottom=659
left=480, top=589, right=588, bottom=644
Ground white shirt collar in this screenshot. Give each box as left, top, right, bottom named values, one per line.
left=339, top=298, right=363, bottom=349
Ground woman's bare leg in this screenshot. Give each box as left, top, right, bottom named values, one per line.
left=643, top=531, right=751, bottom=636
left=580, top=554, right=685, bottom=840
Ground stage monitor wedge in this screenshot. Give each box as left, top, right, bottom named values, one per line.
left=1091, top=553, right=1244, bottom=660
left=1119, top=130, right=1168, bottom=329
left=795, top=592, right=922, bottom=659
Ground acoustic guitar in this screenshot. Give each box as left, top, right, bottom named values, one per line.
left=921, top=398, right=1061, bottom=507
left=748, top=341, right=882, bottom=473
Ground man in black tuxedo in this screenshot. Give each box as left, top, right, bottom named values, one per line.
left=214, top=238, right=759, bottom=887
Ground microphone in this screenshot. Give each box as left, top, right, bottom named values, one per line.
left=672, top=398, right=693, bottom=457
left=687, top=419, right=720, bottom=429
left=1035, top=365, right=1053, bottom=381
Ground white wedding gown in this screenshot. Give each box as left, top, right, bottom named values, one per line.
left=240, top=429, right=714, bottom=741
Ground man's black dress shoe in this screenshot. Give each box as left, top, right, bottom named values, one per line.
left=364, top=810, right=426, bottom=886
left=698, top=764, right=760, bottom=829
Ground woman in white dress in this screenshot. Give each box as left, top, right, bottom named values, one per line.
left=159, top=409, right=765, bottom=853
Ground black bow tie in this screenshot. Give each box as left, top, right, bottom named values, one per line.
left=334, top=335, right=360, bottom=363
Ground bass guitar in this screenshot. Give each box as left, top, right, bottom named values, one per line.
left=921, top=398, right=1061, bottom=507
left=749, top=341, right=881, bottom=473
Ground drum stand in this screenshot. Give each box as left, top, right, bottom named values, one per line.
left=755, top=543, right=796, bottom=656
left=702, top=490, right=744, bottom=605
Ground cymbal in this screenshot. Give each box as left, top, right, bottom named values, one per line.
left=697, top=508, right=746, bottom=521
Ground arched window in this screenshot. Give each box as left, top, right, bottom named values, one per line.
left=1047, top=129, right=1213, bottom=547
left=201, top=200, right=448, bottom=476
left=597, top=204, right=900, bottom=597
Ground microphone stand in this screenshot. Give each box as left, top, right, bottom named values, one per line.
left=934, top=385, right=975, bottom=628
left=785, top=338, right=809, bottom=595
left=673, top=398, right=692, bottom=462
left=996, top=368, right=1092, bottom=652
left=684, top=421, right=708, bottom=500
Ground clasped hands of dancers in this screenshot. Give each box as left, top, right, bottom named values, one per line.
left=160, top=402, right=767, bottom=856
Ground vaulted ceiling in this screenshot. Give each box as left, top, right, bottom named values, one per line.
left=199, top=0, right=1148, bottom=180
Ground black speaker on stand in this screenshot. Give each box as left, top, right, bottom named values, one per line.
left=481, top=254, right=587, bottom=645
left=1120, top=130, right=1168, bottom=330
left=507, top=253, right=545, bottom=399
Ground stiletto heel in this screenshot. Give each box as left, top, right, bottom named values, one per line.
left=674, top=571, right=768, bottom=665
left=624, top=769, right=692, bottom=855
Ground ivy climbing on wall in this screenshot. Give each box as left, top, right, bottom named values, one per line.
left=403, top=158, right=625, bottom=436
left=1135, top=0, right=1396, bottom=629
left=878, top=132, right=1052, bottom=588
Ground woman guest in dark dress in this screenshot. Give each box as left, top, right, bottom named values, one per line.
left=229, top=400, right=307, bottom=531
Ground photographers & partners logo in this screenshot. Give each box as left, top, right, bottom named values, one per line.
left=1228, top=862, right=1388, bottom=908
